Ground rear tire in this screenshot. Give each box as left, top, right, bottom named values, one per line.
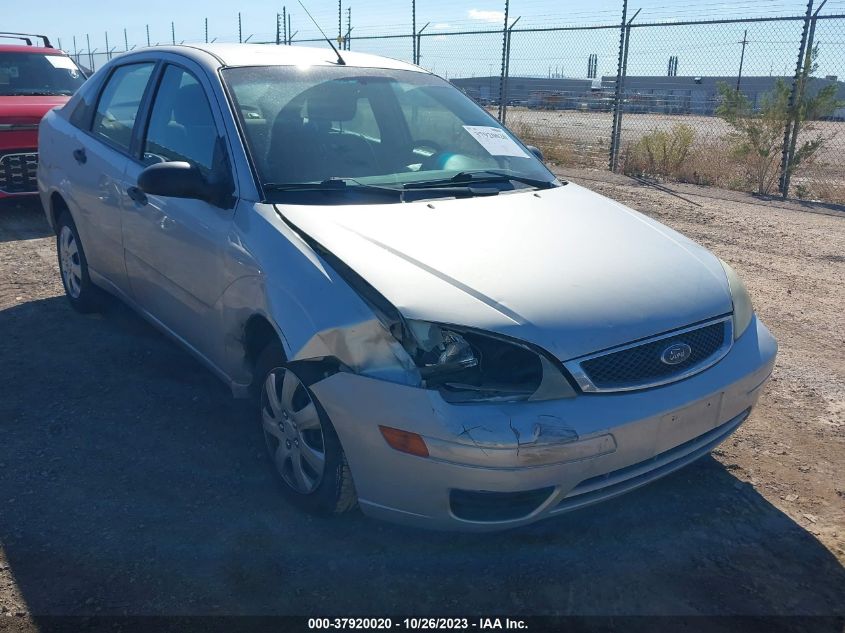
left=255, top=341, right=357, bottom=515
left=56, top=212, right=105, bottom=313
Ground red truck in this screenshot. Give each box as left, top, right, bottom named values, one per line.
left=0, top=33, right=86, bottom=200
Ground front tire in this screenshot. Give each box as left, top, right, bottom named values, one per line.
left=255, top=342, right=357, bottom=515
left=56, top=212, right=104, bottom=313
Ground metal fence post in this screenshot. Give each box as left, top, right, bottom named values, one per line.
left=779, top=0, right=814, bottom=197
left=415, top=22, right=429, bottom=65
left=500, top=16, right=520, bottom=126
left=780, top=1, right=827, bottom=198
left=497, top=0, right=510, bottom=122
left=609, top=8, right=639, bottom=171
left=609, top=1, right=629, bottom=171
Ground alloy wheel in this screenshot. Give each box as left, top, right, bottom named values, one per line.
left=58, top=225, right=82, bottom=299
left=261, top=367, right=326, bottom=494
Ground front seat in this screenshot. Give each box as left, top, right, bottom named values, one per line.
left=156, top=82, right=216, bottom=169
left=265, top=82, right=379, bottom=183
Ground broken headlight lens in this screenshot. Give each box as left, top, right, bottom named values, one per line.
left=402, top=320, right=575, bottom=403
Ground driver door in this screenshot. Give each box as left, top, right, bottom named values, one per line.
left=121, top=62, right=235, bottom=362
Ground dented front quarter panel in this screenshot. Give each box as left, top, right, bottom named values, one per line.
left=217, top=203, right=419, bottom=390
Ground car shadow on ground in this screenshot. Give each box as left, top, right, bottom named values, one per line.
left=1, top=295, right=843, bottom=619
left=0, top=199, right=52, bottom=243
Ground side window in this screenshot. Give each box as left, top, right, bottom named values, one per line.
left=143, top=66, right=218, bottom=172
left=68, top=72, right=106, bottom=130
left=91, top=63, right=155, bottom=150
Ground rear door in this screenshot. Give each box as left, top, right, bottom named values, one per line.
left=121, top=62, right=236, bottom=362
left=65, top=61, right=155, bottom=292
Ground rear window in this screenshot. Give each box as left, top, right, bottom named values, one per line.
left=0, top=52, right=86, bottom=96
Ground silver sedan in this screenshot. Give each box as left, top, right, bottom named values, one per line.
left=37, top=44, right=777, bottom=530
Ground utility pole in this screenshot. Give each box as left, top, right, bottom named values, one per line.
left=238, top=12, right=243, bottom=43
left=736, top=29, right=748, bottom=90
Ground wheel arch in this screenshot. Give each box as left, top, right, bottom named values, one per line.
left=244, top=313, right=286, bottom=371
left=49, top=191, right=72, bottom=233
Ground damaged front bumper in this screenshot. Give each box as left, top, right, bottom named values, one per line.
left=309, top=316, right=777, bottom=531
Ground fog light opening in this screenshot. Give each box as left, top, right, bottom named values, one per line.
left=379, top=426, right=429, bottom=458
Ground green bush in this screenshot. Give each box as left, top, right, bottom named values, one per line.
left=624, top=124, right=695, bottom=179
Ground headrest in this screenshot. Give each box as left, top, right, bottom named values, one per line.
left=173, top=83, right=208, bottom=125
left=305, top=81, right=359, bottom=122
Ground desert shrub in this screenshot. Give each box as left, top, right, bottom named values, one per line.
left=508, top=119, right=577, bottom=166
left=623, top=124, right=695, bottom=179
left=715, top=45, right=840, bottom=195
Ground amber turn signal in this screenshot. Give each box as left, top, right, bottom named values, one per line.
left=378, top=426, right=429, bottom=457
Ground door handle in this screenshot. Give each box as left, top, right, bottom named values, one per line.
left=72, top=148, right=86, bottom=164
left=126, top=186, right=148, bottom=205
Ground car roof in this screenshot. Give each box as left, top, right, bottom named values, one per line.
left=164, top=43, right=427, bottom=73
left=0, top=44, right=66, bottom=55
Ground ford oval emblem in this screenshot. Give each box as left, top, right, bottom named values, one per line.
left=661, top=342, right=692, bottom=365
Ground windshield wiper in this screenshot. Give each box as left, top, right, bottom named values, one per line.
left=404, top=170, right=559, bottom=191
left=264, top=177, right=403, bottom=198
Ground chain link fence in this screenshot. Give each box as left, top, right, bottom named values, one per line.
left=66, top=9, right=845, bottom=204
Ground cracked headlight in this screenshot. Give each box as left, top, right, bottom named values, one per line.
left=719, top=259, right=754, bottom=340
left=402, top=320, right=576, bottom=403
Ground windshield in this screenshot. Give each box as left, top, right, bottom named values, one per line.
left=0, top=52, right=86, bottom=96
left=222, top=66, right=558, bottom=203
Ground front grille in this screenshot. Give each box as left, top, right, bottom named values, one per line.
left=0, top=152, right=39, bottom=194
left=569, top=317, right=731, bottom=392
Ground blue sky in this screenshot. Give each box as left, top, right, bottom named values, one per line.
left=7, top=0, right=845, bottom=79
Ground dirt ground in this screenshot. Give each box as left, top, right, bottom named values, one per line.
left=0, top=174, right=843, bottom=625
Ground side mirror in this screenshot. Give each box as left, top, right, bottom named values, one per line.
left=527, top=145, right=544, bottom=161
left=137, top=161, right=214, bottom=202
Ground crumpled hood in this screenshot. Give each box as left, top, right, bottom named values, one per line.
left=277, top=182, right=732, bottom=361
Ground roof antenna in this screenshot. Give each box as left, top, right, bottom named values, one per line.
left=297, top=0, right=346, bottom=65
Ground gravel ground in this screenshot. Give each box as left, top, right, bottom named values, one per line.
left=0, top=176, right=843, bottom=625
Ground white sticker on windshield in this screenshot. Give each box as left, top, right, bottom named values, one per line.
left=463, top=125, right=529, bottom=157
left=45, top=55, right=78, bottom=70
